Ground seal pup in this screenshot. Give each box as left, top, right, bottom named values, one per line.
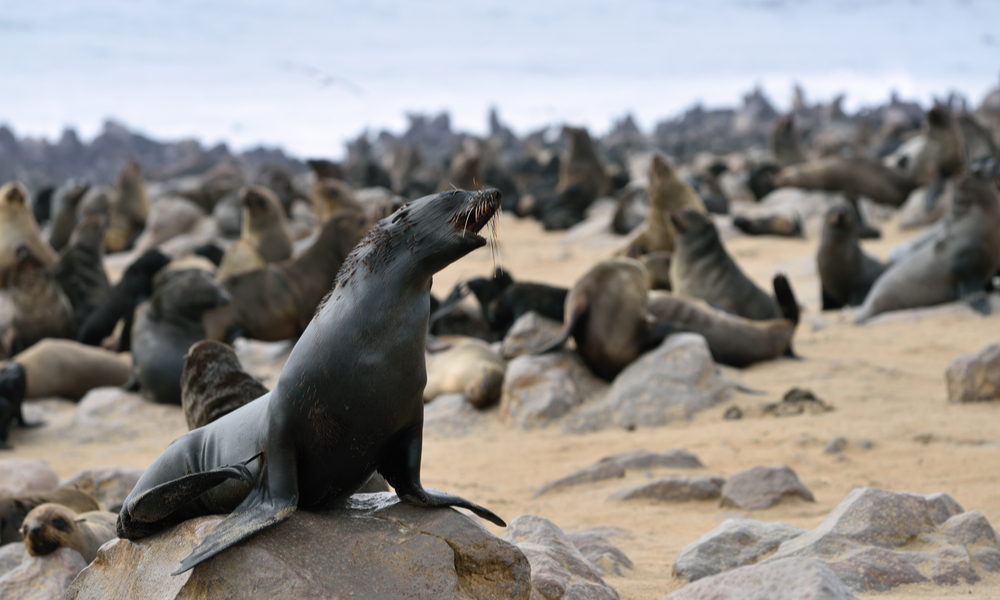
left=465, top=269, right=567, bottom=336
left=856, top=170, right=1000, bottom=322
left=77, top=251, right=171, bottom=350
left=46, top=180, right=90, bottom=252
left=424, top=337, right=505, bottom=408
left=0, top=182, right=59, bottom=282
left=817, top=203, right=888, bottom=310
left=239, top=185, right=293, bottom=262
left=105, top=159, right=151, bottom=252
left=535, top=258, right=686, bottom=379
left=623, top=154, right=706, bottom=257
left=52, top=216, right=112, bottom=333
left=22, top=503, right=117, bottom=563
left=5, top=339, right=131, bottom=402
left=0, top=487, right=101, bottom=545
left=117, top=189, right=506, bottom=575
left=180, top=340, right=268, bottom=430
left=130, top=269, right=231, bottom=405
left=669, top=209, right=782, bottom=321
left=2, top=244, right=75, bottom=356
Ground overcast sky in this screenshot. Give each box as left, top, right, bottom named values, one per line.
left=1, top=0, right=997, bottom=157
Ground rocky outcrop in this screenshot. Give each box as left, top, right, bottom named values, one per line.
left=946, top=342, right=1000, bottom=403
left=500, top=351, right=607, bottom=430
left=535, top=449, right=704, bottom=496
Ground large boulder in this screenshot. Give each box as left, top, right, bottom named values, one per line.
left=68, top=494, right=531, bottom=600
left=664, top=557, right=858, bottom=600
left=500, top=351, right=607, bottom=429
left=561, top=334, right=730, bottom=432
left=672, top=519, right=808, bottom=582
left=720, top=465, right=815, bottom=510
left=946, top=342, right=1000, bottom=403
left=0, top=543, right=88, bottom=600
left=0, top=458, right=58, bottom=496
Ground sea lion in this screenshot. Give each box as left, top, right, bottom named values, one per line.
left=192, top=243, right=225, bottom=267
left=31, top=186, right=54, bottom=228
left=52, top=216, right=111, bottom=332
left=178, top=160, right=246, bottom=212
left=424, top=337, right=505, bottom=408
left=76, top=250, right=171, bottom=351
left=46, top=180, right=90, bottom=253
left=239, top=186, right=293, bottom=262
left=5, top=339, right=131, bottom=401
left=216, top=209, right=368, bottom=342
left=180, top=340, right=268, bottom=430
left=774, top=156, right=916, bottom=207
left=76, top=185, right=114, bottom=222
left=22, top=503, right=117, bottom=563
left=641, top=251, right=672, bottom=290
left=669, top=209, right=782, bottom=321
left=309, top=175, right=363, bottom=224
left=558, top=126, right=607, bottom=200
left=732, top=214, right=803, bottom=238
left=0, top=487, right=101, bottom=545
left=254, top=164, right=300, bottom=216
left=132, top=197, right=206, bottom=255
left=0, top=182, right=59, bottom=282
left=772, top=114, right=807, bottom=167
left=464, top=269, right=567, bottom=336
left=2, top=245, right=75, bottom=356
left=535, top=258, right=685, bottom=380
left=436, top=150, right=484, bottom=192
left=646, top=275, right=799, bottom=368
left=856, top=170, right=1000, bottom=322
left=106, top=159, right=151, bottom=252
left=216, top=239, right=266, bottom=281
left=0, top=362, right=34, bottom=449
left=117, top=189, right=507, bottom=575
left=130, top=269, right=231, bottom=405
left=623, top=154, right=706, bottom=257
left=687, top=159, right=730, bottom=214
left=817, top=203, right=888, bottom=310
left=912, top=106, right=966, bottom=210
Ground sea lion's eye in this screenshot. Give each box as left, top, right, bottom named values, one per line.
left=52, top=517, right=69, bottom=531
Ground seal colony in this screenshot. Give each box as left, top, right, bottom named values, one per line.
left=117, top=189, right=506, bottom=574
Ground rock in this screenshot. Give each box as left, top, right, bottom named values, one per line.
left=503, top=515, right=619, bottom=600
left=501, top=311, right=564, bottom=360
left=61, top=466, right=146, bottom=511
left=70, top=387, right=186, bottom=444
left=0, top=543, right=88, bottom=600
left=562, top=334, right=730, bottom=433
left=824, top=437, right=847, bottom=454
left=663, top=557, right=859, bottom=600
left=535, top=462, right=626, bottom=497
left=762, top=388, right=832, bottom=417
left=924, top=492, right=965, bottom=526
left=423, top=393, right=491, bottom=438
left=0, top=458, right=58, bottom=496
left=946, top=342, right=1000, bottom=403
left=600, top=448, right=704, bottom=470
left=673, top=519, right=808, bottom=582
left=565, top=528, right=634, bottom=577
left=500, top=351, right=607, bottom=430
left=720, top=465, right=815, bottom=510
left=608, top=476, right=725, bottom=502
left=68, top=493, right=531, bottom=600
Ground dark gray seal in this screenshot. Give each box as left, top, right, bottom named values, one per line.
left=817, top=203, right=887, bottom=310
left=117, top=189, right=506, bottom=575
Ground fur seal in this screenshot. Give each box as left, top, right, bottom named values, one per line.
left=424, top=337, right=505, bottom=408
left=52, top=216, right=111, bottom=332
left=180, top=340, right=268, bottom=430
left=46, top=180, right=90, bottom=252
left=117, top=189, right=507, bottom=575
left=309, top=175, right=363, bottom=224
left=30, top=186, right=54, bottom=228
left=0, top=362, right=34, bottom=449
left=856, top=171, right=1000, bottom=322
left=5, top=339, right=131, bottom=402
left=132, top=197, right=206, bottom=255
left=178, top=160, right=246, bottom=212
left=254, top=164, right=300, bottom=216
left=558, top=126, right=607, bottom=200
left=436, top=150, right=484, bottom=192
left=106, top=159, right=151, bottom=253
left=913, top=106, right=966, bottom=209
left=646, top=275, right=799, bottom=367
left=623, top=154, right=706, bottom=257
left=0, top=487, right=101, bottom=545
left=76, top=250, right=171, bottom=350
left=774, top=156, right=916, bottom=207
left=0, top=182, right=59, bottom=283
left=239, top=186, right=293, bottom=262
left=216, top=239, right=266, bottom=281
left=22, top=503, right=117, bottom=563
left=216, top=209, right=368, bottom=342
left=2, top=245, right=75, bottom=356
left=130, top=269, right=231, bottom=405
left=536, top=258, right=684, bottom=379
left=465, top=269, right=567, bottom=336
left=817, top=203, right=888, bottom=310
left=732, top=214, right=803, bottom=238
left=669, top=209, right=782, bottom=320
left=772, top=114, right=807, bottom=167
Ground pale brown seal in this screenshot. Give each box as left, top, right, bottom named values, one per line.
left=623, top=154, right=706, bottom=257
left=0, top=182, right=59, bottom=283
left=106, top=159, right=151, bottom=252
left=424, top=337, right=505, bottom=408
left=6, top=338, right=130, bottom=401
left=0, top=487, right=101, bottom=545
left=22, top=503, right=117, bottom=563
left=2, top=245, right=75, bottom=356
left=239, top=185, right=293, bottom=262
left=774, top=156, right=916, bottom=206
left=216, top=239, right=266, bottom=281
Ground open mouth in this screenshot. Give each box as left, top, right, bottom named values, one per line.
left=455, top=189, right=502, bottom=238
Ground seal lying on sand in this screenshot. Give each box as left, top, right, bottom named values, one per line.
left=22, top=503, right=117, bottom=563
left=817, top=203, right=888, bottom=310
left=117, top=189, right=507, bottom=574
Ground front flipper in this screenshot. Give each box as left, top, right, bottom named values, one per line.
left=173, top=451, right=298, bottom=575
left=381, top=428, right=506, bottom=527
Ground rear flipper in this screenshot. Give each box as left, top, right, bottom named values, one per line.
left=773, top=274, right=800, bottom=324
left=531, top=293, right=588, bottom=355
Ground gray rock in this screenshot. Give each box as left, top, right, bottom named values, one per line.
left=562, top=334, right=730, bottom=433
left=565, top=528, right=633, bottom=577
left=600, top=448, right=704, bottom=470
left=824, top=437, right=847, bottom=454
left=500, top=351, right=607, bottom=430
left=923, top=492, right=965, bottom=526
left=663, top=557, right=859, bottom=600
left=61, top=466, right=146, bottom=511
left=0, top=543, right=88, bottom=600
left=70, top=387, right=186, bottom=444
left=501, top=311, right=564, bottom=360
left=68, top=493, right=531, bottom=600
left=946, top=342, right=1000, bottom=403
left=673, top=519, right=808, bottom=582
left=424, top=393, right=490, bottom=438
left=938, top=510, right=1000, bottom=556
left=503, top=515, right=619, bottom=600
left=608, top=476, right=725, bottom=502
left=535, top=462, right=626, bottom=497
left=0, top=458, right=58, bottom=496
left=720, top=465, right=815, bottom=510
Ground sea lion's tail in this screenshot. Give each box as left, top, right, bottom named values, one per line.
left=773, top=274, right=799, bottom=326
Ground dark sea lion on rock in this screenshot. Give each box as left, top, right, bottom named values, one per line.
left=669, top=209, right=782, bottom=321
left=180, top=340, right=267, bottom=430
left=2, top=245, right=75, bottom=356
left=817, top=203, right=888, bottom=310
left=5, top=339, right=130, bottom=402
left=773, top=156, right=916, bottom=207
left=117, top=189, right=507, bottom=575
left=239, top=185, right=293, bottom=262
left=46, top=180, right=90, bottom=253
left=130, top=269, right=231, bottom=405
left=77, top=250, right=171, bottom=351
left=22, top=503, right=117, bottom=563
left=856, top=170, right=1000, bottom=322
left=52, top=216, right=111, bottom=332
left=0, top=487, right=101, bottom=545
left=0, top=182, right=60, bottom=281
left=535, top=258, right=685, bottom=380
left=465, top=268, right=567, bottom=336
left=732, top=214, right=803, bottom=238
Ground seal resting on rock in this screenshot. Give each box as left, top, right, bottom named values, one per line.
left=117, top=189, right=507, bottom=574
left=22, top=503, right=118, bottom=563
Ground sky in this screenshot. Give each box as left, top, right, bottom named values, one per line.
left=1, top=0, right=998, bottom=158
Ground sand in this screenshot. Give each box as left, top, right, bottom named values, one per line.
left=6, top=205, right=1000, bottom=599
